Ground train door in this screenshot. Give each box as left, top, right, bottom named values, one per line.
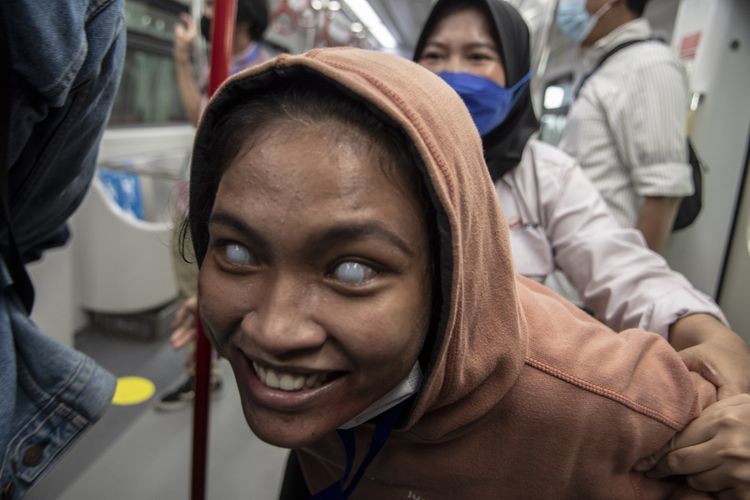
left=718, top=150, right=750, bottom=344
left=662, top=0, right=750, bottom=316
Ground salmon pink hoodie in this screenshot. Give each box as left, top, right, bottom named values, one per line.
left=195, top=47, right=716, bottom=499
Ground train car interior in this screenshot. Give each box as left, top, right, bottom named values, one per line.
left=15, top=0, right=750, bottom=498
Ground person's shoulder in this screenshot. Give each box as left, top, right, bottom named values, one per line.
left=621, top=39, right=684, bottom=74
left=256, top=42, right=275, bottom=62
left=522, top=139, right=577, bottom=178
left=516, top=277, right=699, bottom=430
left=600, top=41, right=686, bottom=99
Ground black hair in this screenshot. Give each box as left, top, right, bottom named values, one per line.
left=184, top=73, right=434, bottom=270
left=625, top=0, right=649, bottom=16
left=236, top=0, right=269, bottom=41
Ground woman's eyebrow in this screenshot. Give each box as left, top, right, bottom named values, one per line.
left=424, top=40, right=497, bottom=52
left=464, top=42, right=498, bottom=51
left=311, top=223, right=415, bottom=258
left=209, top=213, right=414, bottom=258
left=423, top=41, right=447, bottom=50
left=208, top=211, right=271, bottom=255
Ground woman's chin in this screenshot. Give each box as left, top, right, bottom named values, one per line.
left=239, top=400, right=345, bottom=449
left=251, top=425, right=320, bottom=449
left=227, top=349, right=370, bottom=447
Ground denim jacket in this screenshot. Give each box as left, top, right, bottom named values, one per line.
left=0, top=0, right=125, bottom=497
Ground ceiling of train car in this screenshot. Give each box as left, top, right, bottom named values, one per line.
left=181, top=0, right=679, bottom=62
left=265, top=0, right=680, bottom=77
left=365, top=0, right=433, bottom=54
left=367, top=0, right=681, bottom=55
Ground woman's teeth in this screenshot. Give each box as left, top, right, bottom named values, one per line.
left=252, top=362, right=328, bottom=391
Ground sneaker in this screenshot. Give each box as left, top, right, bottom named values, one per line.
left=154, top=375, right=222, bottom=412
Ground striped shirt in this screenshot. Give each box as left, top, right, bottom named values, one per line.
left=559, top=19, right=693, bottom=228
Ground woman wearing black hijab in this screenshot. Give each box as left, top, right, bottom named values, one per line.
left=412, top=0, right=750, bottom=494
left=415, top=0, right=538, bottom=182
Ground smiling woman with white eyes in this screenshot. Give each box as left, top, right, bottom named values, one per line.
left=192, top=63, right=436, bottom=454
left=183, top=48, right=731, bottom=499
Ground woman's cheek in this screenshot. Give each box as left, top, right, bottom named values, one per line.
left=346, top=302, right=416, bottom=362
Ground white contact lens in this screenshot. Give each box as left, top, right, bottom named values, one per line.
left=226, top=243, right=251, bottom=264
left=334, top=261, right=372, bottom=285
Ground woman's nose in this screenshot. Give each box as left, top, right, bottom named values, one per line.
left=241, top=275, right=326, bottom=357
left=444, top=55, right=466, bottom=73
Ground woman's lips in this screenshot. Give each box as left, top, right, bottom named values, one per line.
left=231, top=350, right=346, bottom=412
left=253, top=361, right=335, bottom=391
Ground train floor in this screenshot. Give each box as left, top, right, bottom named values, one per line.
left=25, top=325, right=288, bottom=500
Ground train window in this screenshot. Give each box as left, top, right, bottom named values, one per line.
left=538, top=74, right=574, bottom=146
left=543, top=85, right=566, bottom=110
left=108, top=0, right=188, bottom=126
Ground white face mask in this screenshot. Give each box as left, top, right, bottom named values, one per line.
left=556, top=0, right=617, bottom=44
left=338, top=362, right=423, bottom=429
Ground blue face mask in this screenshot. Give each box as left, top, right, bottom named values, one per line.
left=439, top=71, right=532, bottom=136
left=556, top=0, right=615, bottom=44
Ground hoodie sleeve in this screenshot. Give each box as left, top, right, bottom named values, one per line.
left=519, top=281, right=718, bottom=497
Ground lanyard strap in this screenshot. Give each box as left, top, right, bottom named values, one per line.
left=310, top=403, right=403, bottom=500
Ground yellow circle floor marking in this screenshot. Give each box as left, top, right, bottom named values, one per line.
left=112, top=376, right=156, bottom=406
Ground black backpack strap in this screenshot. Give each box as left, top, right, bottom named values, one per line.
left=574, top=37, right=664, bottom=99
left=0, top=21, right=35, bottom=313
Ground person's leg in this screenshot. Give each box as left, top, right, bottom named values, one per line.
left=155, top=337, right=223, bottom=411
left=156, top=219, right=222, bottom=411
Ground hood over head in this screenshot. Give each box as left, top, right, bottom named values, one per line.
left=413, top=0, right=540, bottom=181
left=190, top=47, right=527, bottom=438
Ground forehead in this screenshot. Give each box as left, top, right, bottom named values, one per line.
left=427, top=7, right=496, bottom=46
left=214, top=119, right=423, bottom=225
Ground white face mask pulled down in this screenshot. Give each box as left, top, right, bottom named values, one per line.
left=338, top=362, right=423, bottom=430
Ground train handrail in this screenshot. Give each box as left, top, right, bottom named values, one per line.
left=98, top=150, right=188, bottom=181
left=191, top=1, right=235, bottom=500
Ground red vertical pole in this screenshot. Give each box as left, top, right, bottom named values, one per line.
left=207, top=0, right=237, bottom=97
left=190, top=1, right=235, bottom=499
left=191, top=316, right=212, bottom=500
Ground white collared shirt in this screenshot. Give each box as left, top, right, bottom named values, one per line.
left=497, top=139, right=725, bottom=338
left=559, top=19, right=693, bottom=228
